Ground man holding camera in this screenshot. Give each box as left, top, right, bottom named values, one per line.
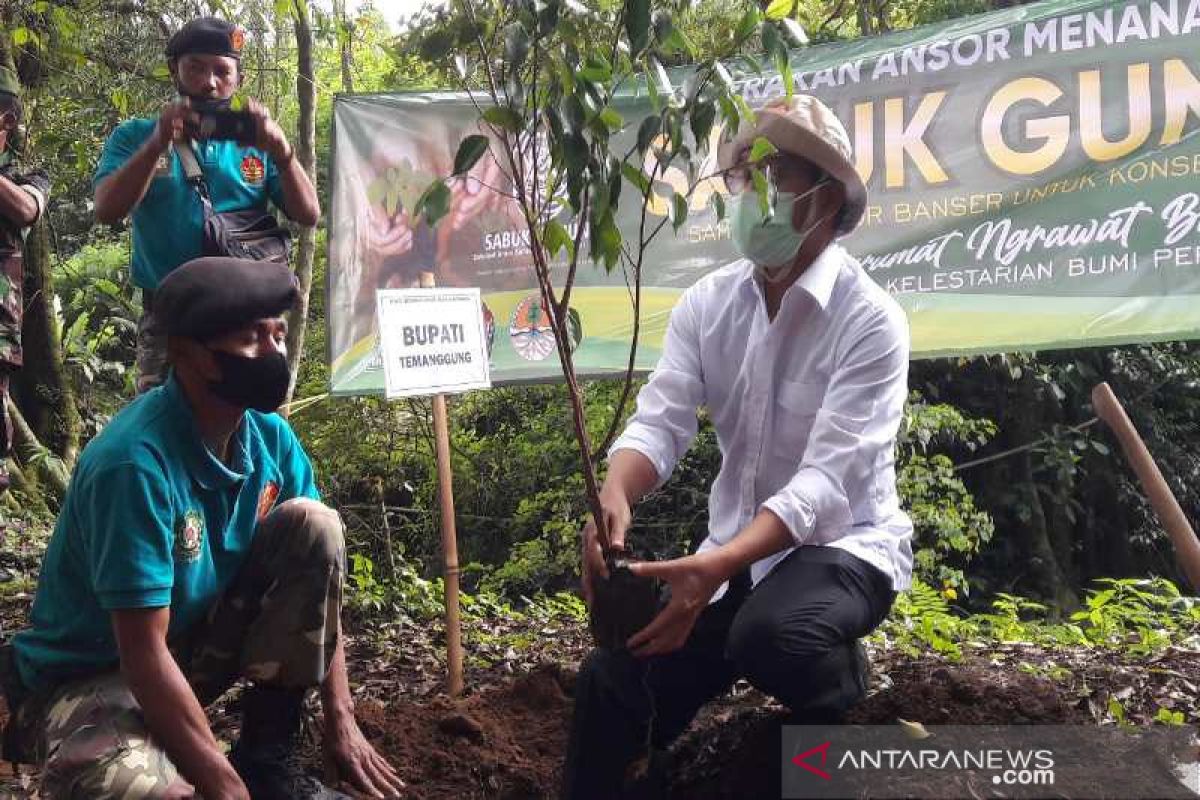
left=93, top=17, right=319, bottom=393
left=564, top=96, right=913, bottom=799
left=0, top=60, right=49, bottom=493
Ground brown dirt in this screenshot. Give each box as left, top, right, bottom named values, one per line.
left=668, top=663, right=1087, bottom=800
left=357, top=663, right=575, bottom=800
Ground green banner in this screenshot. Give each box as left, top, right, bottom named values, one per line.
left=328, top=0, right=1200, bottom=394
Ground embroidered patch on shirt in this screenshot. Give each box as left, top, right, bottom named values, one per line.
left=175, top=509, right=205, bottom=563
left=257, top=481, right=280, bottom=521
left=240, top=154, right=265, bottom=186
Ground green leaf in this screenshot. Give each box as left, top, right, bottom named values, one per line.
left=274, top=0, right=292, bottom=20
left=452, top=135, right=490, bottom=176
left=563, top=133, right=588, bottom=181
left=761, top=22, right=782, bottom=61
left=11, top=27, right=30, bottom=46
left=589, top=174, right=611, bottom=219
left=625, top=0, right=651, bottom=55
left=593, top=213, right=622, bottom=272
left=670, top=192, right=688, bottom=231
left=543, top=219, right=574, bottom=260
left=764, top=0, right=795, bottom=21
left=636, top=115, right=662, bottom=155
left=710, top=191, right=726, bottom=221
left=667, top=109, right=684, bottom=155
left=621, top=161, right=651, bottom=195
left=414, top=181, right=452, bottom=228
left=598, top=107, right=624, bottom=133
left=560, top=95, right=586, bottom=134
left=782, top=18, right=809, bottom=45
left=578, top=55, right=612, bottom=83
left=752, top=168, right=771, bottom=217
left=778, top=53, right=794, bottom=99
left=734, top=7, right=761, bottom=42
left=483, top=105, right=523, bottom=132
left=689, top=101, right=717, bottom=152
left=749, top=136, right=777, bottom=163
left=567, top=307, right=584, bottom=350
left=505, top=23, right=531, bottom=68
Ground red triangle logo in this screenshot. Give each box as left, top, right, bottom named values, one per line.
left=792, top=741, right=832, bottom=780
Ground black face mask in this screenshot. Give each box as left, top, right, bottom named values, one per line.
left=208, top=349, right=290, bottom=412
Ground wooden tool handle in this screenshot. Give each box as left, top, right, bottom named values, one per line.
left=1092, top=382, right=1200, bottom=591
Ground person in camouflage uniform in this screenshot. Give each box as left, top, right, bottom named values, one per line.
left=3, top=258, right=402, bottom=800
left=0, top=60, right=50, bottom=493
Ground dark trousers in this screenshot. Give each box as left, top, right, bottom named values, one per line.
left=562, top=545, right=897, bottom=800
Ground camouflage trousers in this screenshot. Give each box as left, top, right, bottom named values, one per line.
left=135, top=297, right=168, bottom=395
left=0, top=367, right=12, bottom=490
left=20, top=498, right=346, bottom=800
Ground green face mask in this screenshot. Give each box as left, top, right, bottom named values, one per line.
left=730, top=179, right=831, bottom=280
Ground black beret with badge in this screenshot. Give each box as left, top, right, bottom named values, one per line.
left=155, top=257, right=298, bottom=341
left=165, top=17, right=247, bottom=60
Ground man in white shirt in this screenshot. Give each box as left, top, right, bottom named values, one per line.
left=562, top=95, right=914, bottom=799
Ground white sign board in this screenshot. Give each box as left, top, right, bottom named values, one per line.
left=376, top=288, right=492, bottom=398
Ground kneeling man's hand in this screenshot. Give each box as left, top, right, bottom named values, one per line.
left=625, top=552, right=727, bottom=658
left=324, top=713, right=405, bottom=799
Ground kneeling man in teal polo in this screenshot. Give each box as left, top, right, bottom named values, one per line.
left=4, top=258, right=401, bottom=800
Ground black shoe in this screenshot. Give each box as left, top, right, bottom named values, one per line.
left=230, top=685, right=350, bottom=800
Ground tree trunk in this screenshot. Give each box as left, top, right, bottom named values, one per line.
left=283, top=0, right=317, bottom=408
left=857, top=3, right=874, bottom=35
left=1008, top=375, right=1078, bottom=611
left=337, top=0, right=355, bottom=94
left=11, top=217, right=80, bottom=467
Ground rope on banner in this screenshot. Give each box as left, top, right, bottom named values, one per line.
left=953, top=372, right=1185, bottom=474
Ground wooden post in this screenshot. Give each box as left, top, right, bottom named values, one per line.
left=420, top=272, right=465, bottom=696
left=1092, top=382, right=1200, bottom=591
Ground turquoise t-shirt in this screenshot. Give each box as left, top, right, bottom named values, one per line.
left=93, top=118, right=286, bottom=290
left=12, top=376, right=319, bottom=692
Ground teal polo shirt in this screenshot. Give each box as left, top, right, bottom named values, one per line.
left=12, top=376, right=319, bottom=692
left=93, top=118, right=286, bottom=290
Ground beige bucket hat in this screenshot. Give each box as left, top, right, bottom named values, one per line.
left=718, top=94, right=867, bottom=236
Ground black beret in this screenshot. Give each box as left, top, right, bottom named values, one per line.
left=166, top=17, right=246, bottom=60
left=155, top=257, right=298, bottom=341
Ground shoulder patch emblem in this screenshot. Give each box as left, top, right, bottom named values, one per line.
left=241, top=154, right=265, bottom=186
left=257, top=481, right=280, bottom=521
left=175, top=509, right=205, bottom=564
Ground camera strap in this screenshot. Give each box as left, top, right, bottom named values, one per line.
left=176, top=140, right=214, bottom=209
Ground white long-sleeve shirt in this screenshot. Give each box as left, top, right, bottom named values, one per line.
left=611, top=244, right=914, bottom=594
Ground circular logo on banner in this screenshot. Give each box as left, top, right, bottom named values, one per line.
left=508, top=294, right=555, bottom=362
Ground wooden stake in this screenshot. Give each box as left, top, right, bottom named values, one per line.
left=420, top=271, right=465, bottom=696
left=1092, top=382, right=1200, bottom=591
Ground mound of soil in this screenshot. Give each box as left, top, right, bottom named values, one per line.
left=668, top=663, right=1086, bottom=800
left=359, top=663, right=575, bottom=799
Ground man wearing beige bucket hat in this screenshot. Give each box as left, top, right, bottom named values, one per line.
left=564, top=95, right=913, bottom=798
